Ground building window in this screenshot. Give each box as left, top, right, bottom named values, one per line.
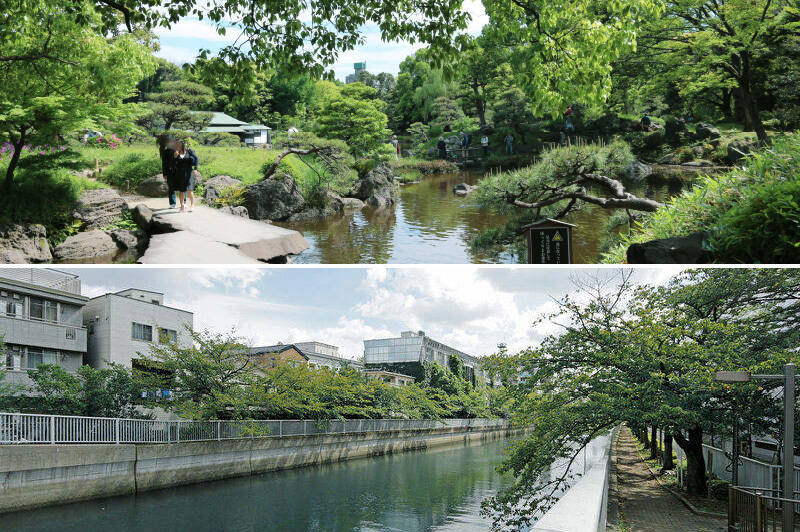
left=26, top=347, right=43, bottom=369
left=66, top=328, right=76, bottom=340
left=158, top=327, right=177, bottom=344
left=2, top=293, right=23, bottom=318
left=132, top=322, right=153, bottom=342
left=30, top=298, right=57, bottom=322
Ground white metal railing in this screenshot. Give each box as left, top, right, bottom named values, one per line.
left=675, top=441, right=800, bottom=497
left=0, top=412, right=508, bottom=445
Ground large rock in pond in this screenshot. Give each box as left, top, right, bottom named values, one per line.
left=72, top=188, right=128, bottom=229
left=695, top=123, right=721, bottom=140
left=53, top=229, right=117, bottom=262
left=136, top=175, right=169, bottom=197
left=203, top=175, right=242, bottom=204
left=243, top=172, right=305, bottom=221
left=286, top=191, right=344, bottom=222
left=623, top=160, right=653, bottom=181
left=109, top=228, right=148, bottom=252
left=627, top=231, right=712, bottom=264
left=0, top=223, right=52, bottom=263
left=341, top=197, right=365, bottom=210
left=726, top=139, right=757, bottom=165
left=453, top=183, right=477, bottom=196
left=351, top=163, right=396, bottom=207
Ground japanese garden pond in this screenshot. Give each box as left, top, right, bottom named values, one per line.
left=280, top=167, right=691, bottom=264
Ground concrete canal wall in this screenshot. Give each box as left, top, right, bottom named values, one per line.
left=0, top=423, right=521, bottom=514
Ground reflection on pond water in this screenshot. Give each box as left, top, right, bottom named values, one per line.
left=282, top=169, right=690, bottom=264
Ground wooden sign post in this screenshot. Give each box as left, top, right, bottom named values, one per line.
left=522, top=218, right=577, bottom=264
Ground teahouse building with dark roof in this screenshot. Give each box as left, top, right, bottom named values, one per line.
left=196, top=112, right=272, bottom=146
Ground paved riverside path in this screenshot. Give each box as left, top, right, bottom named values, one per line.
left=126, top=197, right=309, bottom=264
left=613, top=426, right=726, bottom=532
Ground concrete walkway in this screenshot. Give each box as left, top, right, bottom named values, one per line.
left=613, top=427, right=726, bottom=532
left=127, top=197, right=309, bottom=264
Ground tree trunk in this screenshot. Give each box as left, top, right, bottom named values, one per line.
left=737, top=52, right=769, bottom=145
left=650, top=425, right=658, bottom=459
left=718, top=89, right=734, bottom=121
left=674, top=426, right=707, bottom=497
left=4, top=129, right=26, bottom=190
left=662, top=432, right=675, bottom=470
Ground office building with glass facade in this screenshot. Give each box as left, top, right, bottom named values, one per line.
left=363, top=331, right=485, bottom=384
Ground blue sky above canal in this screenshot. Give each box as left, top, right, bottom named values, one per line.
left=63, top=267, right=682, bottom=360
left=153, top=1, right=489, bottom=81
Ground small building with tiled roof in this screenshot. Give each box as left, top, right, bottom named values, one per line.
left=196, top=111, right=272, bottom=146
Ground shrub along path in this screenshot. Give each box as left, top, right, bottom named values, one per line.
left=612, top=426, right=726, bottom=532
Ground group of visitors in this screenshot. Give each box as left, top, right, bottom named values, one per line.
left=434, top=131, right=514, bottom=159
left=157, top=134, right=200, bottom=213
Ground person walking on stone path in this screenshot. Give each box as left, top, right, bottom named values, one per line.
left=157, top=134, right=177, bottom=209
left=173, top=140, right=199, bottom=213
left=480, top=134, right=489, bottom=157
left=437, top=137, right=447, bottom=159
left=504, top=133, right=514, bottom=155
left=391, top=135, right=400, bottom=160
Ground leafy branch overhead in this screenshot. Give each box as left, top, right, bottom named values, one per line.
left=90, top=0, right=471, bottom=77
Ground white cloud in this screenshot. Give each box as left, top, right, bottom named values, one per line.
left=153, top=18, right=242, bottom=44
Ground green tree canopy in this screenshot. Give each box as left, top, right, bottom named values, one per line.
left=0, top=0, right=156, bottom=188
left=144, top=80, right=215, bottom=131
left=482, top=269, right=800, bottom=528
left=316, top=82, right=391, bottom=157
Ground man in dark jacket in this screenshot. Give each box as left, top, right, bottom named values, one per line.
left=437, top=137, right=447, bottom=159
left=157, top=134, right=180, bottom=208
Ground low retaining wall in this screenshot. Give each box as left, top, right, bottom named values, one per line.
left=0, top=424, right=520, bottom=514
left=532, top=426, right=619, bottom=532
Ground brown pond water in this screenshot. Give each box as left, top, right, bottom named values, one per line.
left=279, top=169, right=689, bottom=264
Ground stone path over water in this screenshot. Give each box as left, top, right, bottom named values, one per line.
left=126, top=196, right=309, bottom=264
left=613, top=426, right=726, bottom=532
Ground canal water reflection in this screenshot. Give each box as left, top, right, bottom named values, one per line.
left=280, top=170, right=686, bottom=264
left=4, top=439, right=517, bottom=532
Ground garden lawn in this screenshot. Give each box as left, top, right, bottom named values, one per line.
left=86, top=143, right=353, bottom=198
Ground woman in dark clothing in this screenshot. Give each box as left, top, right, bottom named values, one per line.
left=437, top=137, right=447, bottom=159
left=173, top=141, right=199, bottom=212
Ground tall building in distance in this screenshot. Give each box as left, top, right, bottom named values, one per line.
left=345, top=62, right=367, bottom=84
left=0, top=269, right=88, bottom=387
left=363, top=331, right=485, bottom=384
left=83, top=289, right=193, bottom=370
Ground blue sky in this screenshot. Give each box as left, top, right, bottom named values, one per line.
left=56, top=267, right=680, bottom=360
left=153, top=1, right=489, bottom=81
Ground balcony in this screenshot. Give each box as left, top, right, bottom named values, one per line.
left=0, top=315, right=87, bottom=352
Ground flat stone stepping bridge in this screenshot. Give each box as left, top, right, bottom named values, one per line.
left=129, top=198, right=309, bottom=264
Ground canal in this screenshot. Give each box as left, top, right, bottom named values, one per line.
left=281, top=169, right=687, bottom=264
left=3, top=439, right=517, bottom=532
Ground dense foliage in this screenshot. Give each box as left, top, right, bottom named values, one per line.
left=131, top=329, right=500, bottom=421
left=482, top=269, right=800, bottom=527
left=603, top=133, right=800, bottom=263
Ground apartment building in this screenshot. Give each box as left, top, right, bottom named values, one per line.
left=250, top=341, right=364, bottom=371
left=83, top=289, right=193, bottom=370
left=0, top=269, right=88, bottom=388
